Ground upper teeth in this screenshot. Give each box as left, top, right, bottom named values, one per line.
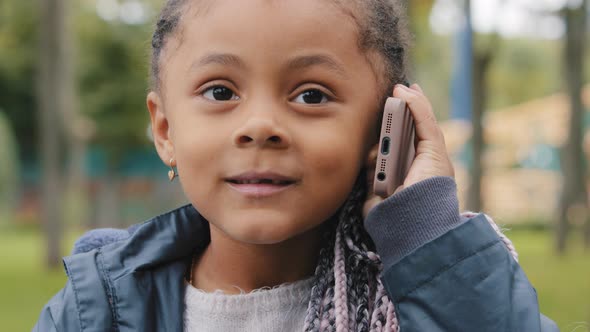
left=234, top=179, right=289, bottom=185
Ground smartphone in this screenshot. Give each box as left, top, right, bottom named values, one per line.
left=373, top=97, right=416, bottom=198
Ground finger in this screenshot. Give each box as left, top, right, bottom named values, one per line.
left=363, top=195, right=383, bottom=219
left=393, top=84, right=443, bottom=144
left=410, top=83, right=423, bottom=94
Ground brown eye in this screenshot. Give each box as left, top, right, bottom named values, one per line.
left=294, top=89, right=329, bottom=104
left=202, top=86, right=239, bottom=101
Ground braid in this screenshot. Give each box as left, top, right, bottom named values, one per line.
left=353, top=263, right=371, bottom=332
left=333, top=229, right=350, bottom=331
left=320, top=287, right=337, bottom=331
left=304, top=220, right=337, bottom=332
left=304, top=168, right=401, bottom=332
left=339, top=170, right=397, bottom=332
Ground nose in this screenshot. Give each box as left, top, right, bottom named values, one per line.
left=232, top=112, right=291, bottom=149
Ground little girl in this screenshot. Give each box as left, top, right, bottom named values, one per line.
left=35, top=0, right=559, bottom=331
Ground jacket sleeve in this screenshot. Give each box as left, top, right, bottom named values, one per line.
left=33, top=292, right=60, bottom=332
left=32, top=281, right=81, bottom=332
left=365, top=176, right=560, bottom=332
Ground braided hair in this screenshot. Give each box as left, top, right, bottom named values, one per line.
left=302, top=169, right=401, bottom=332
left=150, top=1, right=406, bottom=331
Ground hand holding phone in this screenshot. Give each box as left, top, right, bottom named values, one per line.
left=363, top=83, right=455, bottom=219
left=373, top=97, right=416, bottom=198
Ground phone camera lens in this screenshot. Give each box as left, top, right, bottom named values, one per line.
left=377, top=172, right=386, bottom=181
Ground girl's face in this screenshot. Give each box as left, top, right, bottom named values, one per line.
left=149, top=0, right=382, bottom=244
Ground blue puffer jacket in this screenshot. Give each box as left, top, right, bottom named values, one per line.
left=33, top=177, right=559, bottom=331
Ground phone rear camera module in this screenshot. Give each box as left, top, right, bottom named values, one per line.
left=377, top=172, right=386, bottom=182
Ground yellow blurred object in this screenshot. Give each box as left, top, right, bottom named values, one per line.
left=440, top=86, right=590, bottom=223
left=438, top=120, right=472, bottom=155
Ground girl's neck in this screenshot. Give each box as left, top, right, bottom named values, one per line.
left=191, top=224, right=326, bottom=294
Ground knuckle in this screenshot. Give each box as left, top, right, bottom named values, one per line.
left=416, top=113, right=437, bottom=128
left=405, top=92, right=419, bottom=104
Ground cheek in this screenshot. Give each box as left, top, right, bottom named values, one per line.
left=308, top=110, right=376, bottom=171
left=304, top=136, right=360, bottom=179
left=170, top=114, right=226, bottom=198
left=300, top=118, right=369, bottom=199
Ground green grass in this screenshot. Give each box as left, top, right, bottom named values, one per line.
left=504, top=228, right=590, bottom=330
left=0, top=226, right=588, bottom=331
left=0, top=227, right=79, bottom=331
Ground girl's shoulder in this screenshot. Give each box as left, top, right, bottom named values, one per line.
left=71, top=203, right=208, bottom=255
left=72, top=226, right=135, bottom=254
left=34, top=204, right=209, bottom=331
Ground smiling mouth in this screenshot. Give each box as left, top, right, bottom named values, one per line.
left=225, top=179, right=297, bottom=197
left=226, top=179, right=295, bottom=185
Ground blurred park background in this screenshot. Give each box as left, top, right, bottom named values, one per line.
left=1, top=0, right=589, bottom=330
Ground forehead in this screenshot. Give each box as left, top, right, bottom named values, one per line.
left=180, top=0, right=356, bottom=37
left=164, top=0, right=367, bottom=75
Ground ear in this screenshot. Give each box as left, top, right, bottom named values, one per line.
left=147, top=91, right=174, bottom=165
left=364, top=142, right=379, bottom=170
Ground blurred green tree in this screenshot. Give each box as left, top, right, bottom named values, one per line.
left=1, top=0, right=157, bottom=232
left=76, top=9, right=153, bottom=165
left=74, top=7, right=154, bottom=227
left=0, top=0, right=39, bottom=159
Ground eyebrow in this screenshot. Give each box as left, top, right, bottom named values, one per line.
left=286, top=54, right=349, bottom=79
left=194, top=53, right=246, bottom=70
left=191, top=52, right=349, bottom=79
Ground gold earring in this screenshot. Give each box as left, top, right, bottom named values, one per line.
left=168, top=158, right=177, bottom=181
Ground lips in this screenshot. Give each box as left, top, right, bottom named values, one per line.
left=225, top=171, right=298, bottom=185
left=226, top=179, right=293, bottom=185
left=225, top=171, right=298, bottom=197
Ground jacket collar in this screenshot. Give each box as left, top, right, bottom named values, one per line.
left=101, top=204, right=210, bottom=280
left=62, top=204, right=210, bottom=331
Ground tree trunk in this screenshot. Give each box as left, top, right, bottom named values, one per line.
left=38, top=0, right=70, bottom=267
left=468, top=51, right=492, bottom=213
left=465, top=0, right=503, bottom=213
left=558, top=1, right=588, bottom=254
left=465, top=0, right=497, bottom=213
left=464, top=0, right=479, bottom=212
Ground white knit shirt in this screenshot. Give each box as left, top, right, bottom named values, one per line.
left=183, top=277, right=314, bottom=332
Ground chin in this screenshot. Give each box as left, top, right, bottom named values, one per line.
left=232, top=219, right=304, bottom=245
left=220, top=210, right=320, bottom=245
